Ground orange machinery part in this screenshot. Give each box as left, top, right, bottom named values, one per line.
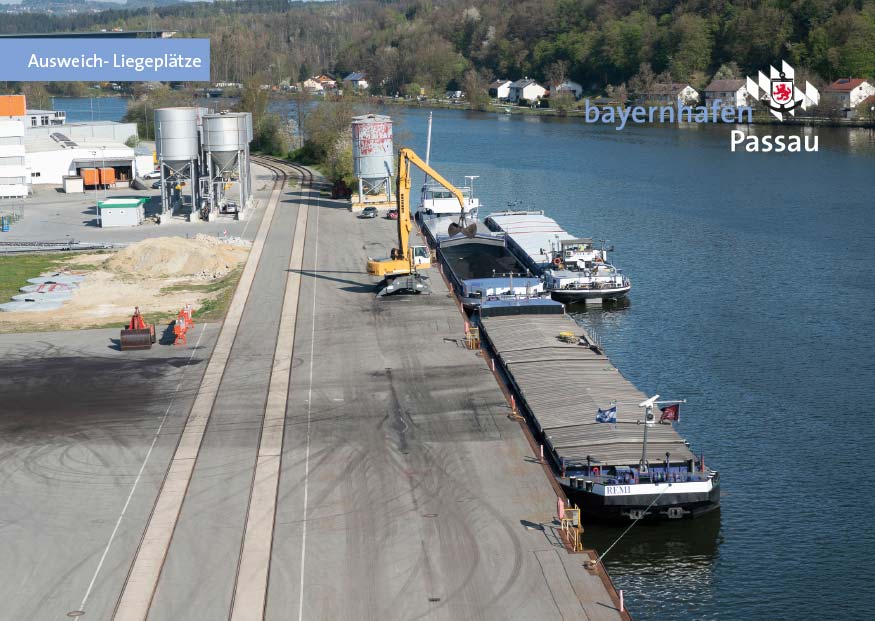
left=81, top=168, right=100, bottom=186
left=0, top=95, right=26, bottom=117
left=128, top=308, right=147, bottom=330
left=99, top=167, right=115, bottom=185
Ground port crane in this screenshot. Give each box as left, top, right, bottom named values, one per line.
left=367, top=147, right=466, bottom=296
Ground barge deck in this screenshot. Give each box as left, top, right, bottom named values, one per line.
left=478, top=313, right=719, bottom=521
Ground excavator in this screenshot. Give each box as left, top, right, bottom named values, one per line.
left=366, top=147, right=474, bottom=296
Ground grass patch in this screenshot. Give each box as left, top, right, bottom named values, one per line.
left=0, top=252, right=77, bottom=302
left=63, top=250, right=113, bottom=271
left=159, top=268, right=243, bottom=323
left=193, top=270, right=241, bottom=322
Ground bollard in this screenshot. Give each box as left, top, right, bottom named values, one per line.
left=510, top=395, right=515, bottom=412
left=619, top=590, right=624, bottom=612
left=540, top=444, right=544, bottom=462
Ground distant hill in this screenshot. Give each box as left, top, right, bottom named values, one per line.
left=1, top=0, right=873, bottom=96
left=8, top=0, right=204, bottom=12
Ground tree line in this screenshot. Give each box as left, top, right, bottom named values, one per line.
left=1, top=1, right=873, bottom=96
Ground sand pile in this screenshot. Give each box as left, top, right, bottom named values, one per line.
left=105, top=236, right=250, bottom=280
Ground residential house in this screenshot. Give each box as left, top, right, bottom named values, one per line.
left=314, top=74, right=337, bottom=90
left=552, top=80, right=583, bottom=100
left=639, top=83, right=700, bottom=106
left=508, top=78, right=546, bottom=104
left=703, top=79, right=750, bottom=108
left=302, top=78, right=323, bottom=92
left=488, top=79, right=512, bottom=100
left=824, top=78, right=875, bottom=116
left=343, top=72, right=369, bottom=91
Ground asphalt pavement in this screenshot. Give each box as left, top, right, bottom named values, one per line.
left=0, top=166, right=622, bottom=620
left=0, top=324, right=218, bottom=619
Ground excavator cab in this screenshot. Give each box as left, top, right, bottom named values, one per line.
left=412, top=245, right=430, bottom=267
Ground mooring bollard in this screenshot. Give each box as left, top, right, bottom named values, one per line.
left=540, top=444, right=544, bottom=462
left=491, top=358, right=495, bottom=372
left=619, top=590, right=624, bottom=612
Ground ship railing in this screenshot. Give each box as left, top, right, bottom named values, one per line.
left=558, top=278, right=627, bottom=291
left=567, top=472, right=712, bottom=486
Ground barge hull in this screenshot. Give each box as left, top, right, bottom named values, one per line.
left=563, top=484, right=721, bottom=521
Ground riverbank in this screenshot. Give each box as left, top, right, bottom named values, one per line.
left=264, top=91, right=875, bottom=129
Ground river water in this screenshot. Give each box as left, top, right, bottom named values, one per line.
left=54, top=97, right=875, bottom=620
left=385, top=108, right=875, bottom=621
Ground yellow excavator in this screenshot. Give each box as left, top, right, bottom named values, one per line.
left=366, top=147, right=469, bottom=296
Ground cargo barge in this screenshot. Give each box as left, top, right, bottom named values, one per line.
left=417, top=185, right=560, bottom=313
left=484, top=211, right=631, bottom=303
left=478, top=314, right=720, bottom=521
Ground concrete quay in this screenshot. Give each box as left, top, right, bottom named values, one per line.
left=0, top=159, right=628, bottom=620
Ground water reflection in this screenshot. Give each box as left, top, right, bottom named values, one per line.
left=585, top=511, right=722, bottom=619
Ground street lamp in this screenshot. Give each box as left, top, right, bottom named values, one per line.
left=91, top=150, right=99, bottom=225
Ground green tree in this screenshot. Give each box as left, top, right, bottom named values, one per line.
left=301, top=99, right=355, bottom=163
left=21, top=83, right=51, bottom=110
left=667, top=15, right=712, bottom=82
left=713, top=62, right=741, bottom=81
left=462, top=70, right=490, bottom=111
left=236, top=78, right=269, bottom=130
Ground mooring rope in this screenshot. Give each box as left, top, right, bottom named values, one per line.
left=594, top=483, right=672, bottom=565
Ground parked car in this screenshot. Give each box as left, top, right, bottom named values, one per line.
left=360, top=206, right=378, bottom=219
left=387, top=209, right=399, bottom=220
left=151, top=180, right=162, bottom=189
left=143, top=170, right=161, bottom=179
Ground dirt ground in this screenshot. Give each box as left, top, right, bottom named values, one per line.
left=0, top=235, right=250, bottom=332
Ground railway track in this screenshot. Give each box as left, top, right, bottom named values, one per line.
left=252, top=154, right=314, bottom=193
left=112, top=156, right=314, bottom=621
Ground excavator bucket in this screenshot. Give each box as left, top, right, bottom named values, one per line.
left=447, top=221, right=477, bottom=238
left=120, top=328, right=154, bottom=350
left=120, top=307, right=156, bottom=350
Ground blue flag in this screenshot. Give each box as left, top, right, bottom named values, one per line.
left=596, top=406, right=617, bottom=423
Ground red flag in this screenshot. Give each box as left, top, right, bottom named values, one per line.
left=659, top=404, right=680, bottom=423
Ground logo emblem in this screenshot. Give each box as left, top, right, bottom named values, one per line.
left=770, top=74, right=793, bottom=107
left=746, top=61, right=819, bottom=121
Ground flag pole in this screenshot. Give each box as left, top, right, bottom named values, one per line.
left=638, top=395, right=659, bottom=473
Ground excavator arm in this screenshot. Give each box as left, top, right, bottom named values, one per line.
left=395, top=147, right=465, bottom=264
left=366, top=147, right=466, bottom=294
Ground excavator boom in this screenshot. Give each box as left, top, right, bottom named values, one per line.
left=366, top=147, right=466, bottom=294
left=395, top=148, right=465, bottom=262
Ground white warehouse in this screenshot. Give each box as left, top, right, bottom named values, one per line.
left=25, top=134, right=140, bottom=186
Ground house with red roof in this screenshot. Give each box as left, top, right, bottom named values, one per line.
left=823, top=78, right=875, bottom=116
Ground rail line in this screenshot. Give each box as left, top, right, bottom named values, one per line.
left=230, top=155, right=314, bottom=621
left=111, top=156, right=297, bottom=621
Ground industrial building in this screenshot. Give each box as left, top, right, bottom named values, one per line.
left=2, top=94, right=253, bottom=224
left=25, top=134, right=141, bottom=186
left=0, top=93, right=152, bottom=193
left=0, top=95, right=28, bottom=199
left=154, top=106, right=252, bottom=221
left=25, top=109, right=66, bottom=128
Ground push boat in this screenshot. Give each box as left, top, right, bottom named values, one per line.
left=485, top=211, right=631, bottom=303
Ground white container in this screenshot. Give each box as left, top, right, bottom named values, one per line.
left=63, top=176, right=84, bottom=193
